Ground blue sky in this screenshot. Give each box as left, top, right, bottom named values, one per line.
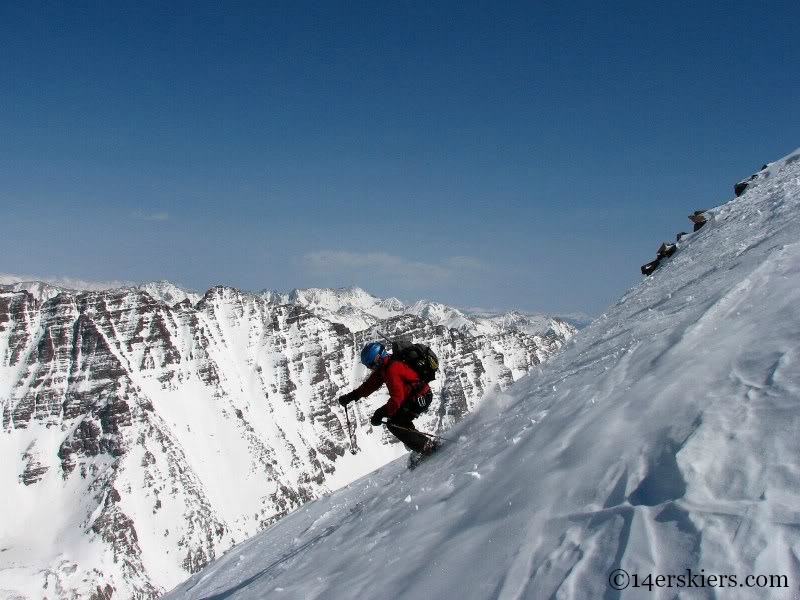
left=1, top=1, right=798, bottom=316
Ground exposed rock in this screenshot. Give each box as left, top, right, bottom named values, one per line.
left=20, top=445, right=49, bottom=485
left=734, top=164, right=769, bottom=197
left=59, top=419, right=102, bottom=474
left=90, top=584, right=115, bottom=600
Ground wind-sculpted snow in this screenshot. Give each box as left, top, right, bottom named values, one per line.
left=0, top=282, right=573, bottom=598
left=163, top=150, right=800, bottom=600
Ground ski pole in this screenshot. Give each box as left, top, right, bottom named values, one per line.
left=381, top=419, right=454, bottom=443
left=344, top=405, right=358, bottom=455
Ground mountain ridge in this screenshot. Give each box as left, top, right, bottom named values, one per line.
left=0, top=281, right=575, bottom=598
left=0, top=279, right=586, bottom=333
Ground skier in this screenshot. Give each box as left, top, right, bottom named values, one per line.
left=338, top=341, right=440, bottom=457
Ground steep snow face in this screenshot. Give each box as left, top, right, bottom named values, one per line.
left=0, top=279, right=198, bottom=306
left=283, top=287, right=407, bottom=331
left=407, top=301, right=575, bottom=339
left=0, top=280, right=66, bottom=303
left=407, top=300, right=475, bottom=331
left=0, top=283, right=574, bottom=599
left=289, top=286, right=378, bottom=310
left=164, top=150, right=800, bottom=600
left=468, top=310, right=573, bottom=337
left=139, top=281, right=203, bottom=306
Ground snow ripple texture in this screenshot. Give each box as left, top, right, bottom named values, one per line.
left=164, top=149, right=800, bottom=600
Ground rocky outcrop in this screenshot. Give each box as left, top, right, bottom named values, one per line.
left=20, top=442, right=49, bottom=485
left=735, top=164, right=769, bottom=196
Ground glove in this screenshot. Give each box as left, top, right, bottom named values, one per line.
left=370, top=406, right=387, bottom=426
left=338, top=392, right=358, bottom=407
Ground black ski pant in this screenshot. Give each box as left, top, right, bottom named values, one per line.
left=386, top=410, right=428, bottom=453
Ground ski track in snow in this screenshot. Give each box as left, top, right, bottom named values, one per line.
left=152, top=151, right=800, bottom=599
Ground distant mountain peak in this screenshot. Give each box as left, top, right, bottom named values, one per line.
left=0, top=276, right=576, bottom=598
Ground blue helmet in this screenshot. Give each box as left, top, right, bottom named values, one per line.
left=360, top=342, right=386, bottom=369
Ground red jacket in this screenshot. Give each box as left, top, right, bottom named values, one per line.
left=353, top=355, right=430, bottom=417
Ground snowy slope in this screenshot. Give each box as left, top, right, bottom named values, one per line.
left=406, top=299, right=476, bottom=331
left=139, top=280, right=203, bottom=306
left=0, top=280, right=68, bottom=303
left=0, top=278, right=203, bottom=307
left=164, top=149, right=800, bottom=600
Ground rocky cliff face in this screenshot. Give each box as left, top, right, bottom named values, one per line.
left=0, top=284, right=575, bottom=599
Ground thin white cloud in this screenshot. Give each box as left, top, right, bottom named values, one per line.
left=300, top=251, right=488, bottom=289
left=133, top=211, right=170, bottom=221
left=444, top=256, right=491, bottom=271
left=0, top=273, right=134, bottom=291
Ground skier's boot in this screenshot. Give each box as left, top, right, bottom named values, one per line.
left=421, top=438, right=441, bottom=455
left=408, top=439, right=441, bottom=470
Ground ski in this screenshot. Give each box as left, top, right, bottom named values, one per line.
left=407, top=440, right=444, bottom=470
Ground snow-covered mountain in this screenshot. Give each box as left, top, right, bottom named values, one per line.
left=138, top=281, right=203, bottom=307
left=0, top=282, right=575, bottom=598
left=162, top=149, right=800, bottom=600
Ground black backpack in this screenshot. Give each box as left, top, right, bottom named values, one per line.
left=390, top=340, right=440, bottom=382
